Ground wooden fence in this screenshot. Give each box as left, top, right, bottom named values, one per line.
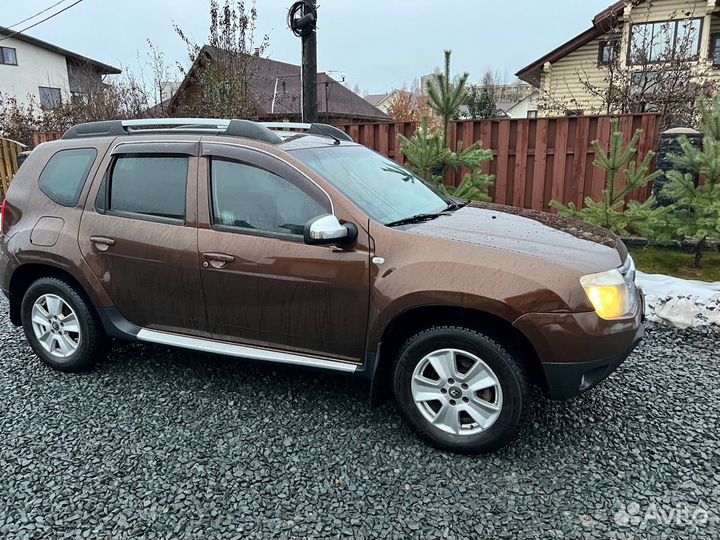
left=0, top=138, right=26, bottom=198
left=30, top=113, right=662, bottom=212
left=334, top=114, right=662, bottom=212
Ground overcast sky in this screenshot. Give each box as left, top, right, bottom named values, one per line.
left=4, top=0, right=611, bottom=94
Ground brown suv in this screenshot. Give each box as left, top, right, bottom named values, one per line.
left=0, top=119, right=644, bottom=454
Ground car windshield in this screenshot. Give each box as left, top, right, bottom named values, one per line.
left=290, top=145, right=451, bottom=225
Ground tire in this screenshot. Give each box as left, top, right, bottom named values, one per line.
left=20, top=277, right=108, bottom=372
left=393, top=326, right=533, bottom=454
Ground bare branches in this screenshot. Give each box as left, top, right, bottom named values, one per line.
left=172, top=0, right=268, bottom=119
left=545, top=10, right=716, bottom=128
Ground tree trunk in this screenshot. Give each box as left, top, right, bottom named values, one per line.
left=694, top=237, right=706, bottom=269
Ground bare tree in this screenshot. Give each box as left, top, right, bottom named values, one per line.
left=540, top=9, right=716, bottom=129
left=173, top=0, right=268, bottom=119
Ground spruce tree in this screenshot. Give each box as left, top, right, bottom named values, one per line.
left=659, top=95, right=720, bottom=269
left=551, top=118, right=665, bottom=236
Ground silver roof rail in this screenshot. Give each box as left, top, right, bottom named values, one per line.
left=260, top=122, right=353, bottom=142
left=121, top=118, right=232, bottom=129
left=62, top=118, right=284, bottom=145
left=61, top=118, right=353, bottom=144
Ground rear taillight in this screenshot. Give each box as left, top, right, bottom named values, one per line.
left=0, top=199, right=6, bottom=235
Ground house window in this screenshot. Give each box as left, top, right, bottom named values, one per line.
left=0, top=47, right=17, bottom=65
left=629, top=18, right=702, bottom=64
left=565, top=109, right=584, bottom=117
left=38, top=86, right=62, bottom=109
left=711, top=33, right=720, bottom=68
left=598, top=40, right=618, bottom=65
left=527, top=110, right=538, bottom=119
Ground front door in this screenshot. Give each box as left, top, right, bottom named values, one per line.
left=197, top=142, right=370, bottom=362
left=79, top=141, right=207, bottom=335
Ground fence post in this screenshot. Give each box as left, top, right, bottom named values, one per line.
left=654, top=127, right=702, bottom=205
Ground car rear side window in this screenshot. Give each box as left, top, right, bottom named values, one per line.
left=210, top=158, right=328, bottom=237
left=39, top=148, right=97, bottom=207
left=104, top=155, right=188, bottom=222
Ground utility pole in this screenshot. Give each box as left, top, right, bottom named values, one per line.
left=301, top=0, right=318, bottom=122
left=289, top=0, right=318, bottom=122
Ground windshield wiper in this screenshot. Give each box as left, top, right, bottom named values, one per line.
left=385, top=212, right=448, bottom=228
left=443, top=199, right=470, bottom=212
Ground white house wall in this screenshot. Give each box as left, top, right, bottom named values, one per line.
left=0, top=35, right=71, bottom=106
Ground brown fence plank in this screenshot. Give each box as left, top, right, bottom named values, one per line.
left=495, top=121, right=511, bottom=205
left=551, top=118, right=570, bottom=205
left=531, top=119, right=549, bottom=211
left=570, top=116, right=591, bottom=208
left=513, top=120, right=529, bottom=208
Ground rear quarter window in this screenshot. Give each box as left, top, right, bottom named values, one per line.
left=39, top=148, right=98, bottom=206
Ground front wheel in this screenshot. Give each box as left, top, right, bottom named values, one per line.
left=393, top=326, right=533, bottom=454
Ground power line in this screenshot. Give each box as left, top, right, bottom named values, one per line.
left=5, top=0, right=70, bottom=30
left=0, top=0, right=85, bottom=43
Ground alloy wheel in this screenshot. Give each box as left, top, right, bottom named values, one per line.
left=31, top=294, right=81, bottom=359
left=411, top=348, right=503, bottom=435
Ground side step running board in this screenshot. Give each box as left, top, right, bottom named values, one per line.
left=136, top=329, right=359, bottom=373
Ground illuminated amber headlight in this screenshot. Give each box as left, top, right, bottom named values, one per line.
left=580, top=268, right=633, bottom=320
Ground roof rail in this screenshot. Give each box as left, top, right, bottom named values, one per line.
left=62, top=118, right=283, bottom=145
left=261, top=122, right=354, bottom=142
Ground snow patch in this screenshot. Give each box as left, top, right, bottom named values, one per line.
left=637, top=271, right=720, bottom=329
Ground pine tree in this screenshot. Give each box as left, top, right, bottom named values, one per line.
left=398, top=117, right=494, bottom=201
left=551, top=118, right=665, bottom=236
left=426, top=50, right=469, bottom=145
left=658, top=95, right=720, bottom=269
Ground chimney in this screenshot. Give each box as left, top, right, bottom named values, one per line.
left=254, top=48, right=260, bottom=57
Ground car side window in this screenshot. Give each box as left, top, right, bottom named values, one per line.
left=39, top=148, right=97, bottom=207
left=210, top=158, right=329, bottom=237
left=99, top=155, right=188, bottom=222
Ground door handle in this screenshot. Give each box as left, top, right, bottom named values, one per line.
left=90, top=236, right=115, bottom=251
left=202, top=252, right=235, bottom=268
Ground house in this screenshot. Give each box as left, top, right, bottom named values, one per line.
left=364, top=89, right=425, bottom=114
left=516, top=0, right=720, bottom=117
left=0, top=26, right=121, bottom=109
left=504, top=90, right=540, bottom=119
left=167, top=46, right=389, bottom=123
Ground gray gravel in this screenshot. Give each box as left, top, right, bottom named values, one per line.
left=1, top=295, right=719, bottom=540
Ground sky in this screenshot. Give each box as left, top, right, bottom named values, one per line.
left=2, top=0, right=612, bottom=95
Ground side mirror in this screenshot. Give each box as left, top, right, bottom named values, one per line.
left=304, top=214, right=358, bottom=246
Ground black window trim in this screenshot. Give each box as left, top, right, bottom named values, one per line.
left=711, top=32, right=720, bottom=68
left=598, top=39, right=618, bottom=66
left=95, top=152, right=191, bottom=227
left=206, top=153, right=331, bottom=243
left=38, top=147, right=98, bottom=207
left=0, top=46, right=17, bottom=66
left=627, top=18, right=704, bottom=66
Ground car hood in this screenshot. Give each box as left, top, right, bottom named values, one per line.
left=408, top=202, right=625, bottom=274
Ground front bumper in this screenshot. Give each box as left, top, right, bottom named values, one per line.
left=514, top=290, right=645, bottom=400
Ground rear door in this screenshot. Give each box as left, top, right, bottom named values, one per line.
left=197, top=142, right=370, bottom=362
left=79, top=140, right=207, bottom=335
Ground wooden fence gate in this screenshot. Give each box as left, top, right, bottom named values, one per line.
left=0, top=138, right=26, bottom=198
left=334, top=114, right=662, bottom=212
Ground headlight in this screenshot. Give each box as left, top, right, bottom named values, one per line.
left=580, top=265, right=634, bottom=320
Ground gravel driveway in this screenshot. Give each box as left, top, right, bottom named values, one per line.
left=1, top=296, right=719, bottom=540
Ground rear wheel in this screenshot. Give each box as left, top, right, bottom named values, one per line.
left=21, top=277, right=108, bottom=372
left=393, top=326, right=533, bottom=454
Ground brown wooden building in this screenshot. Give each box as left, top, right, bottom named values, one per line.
left=165, top=46, right=389, bottom=123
